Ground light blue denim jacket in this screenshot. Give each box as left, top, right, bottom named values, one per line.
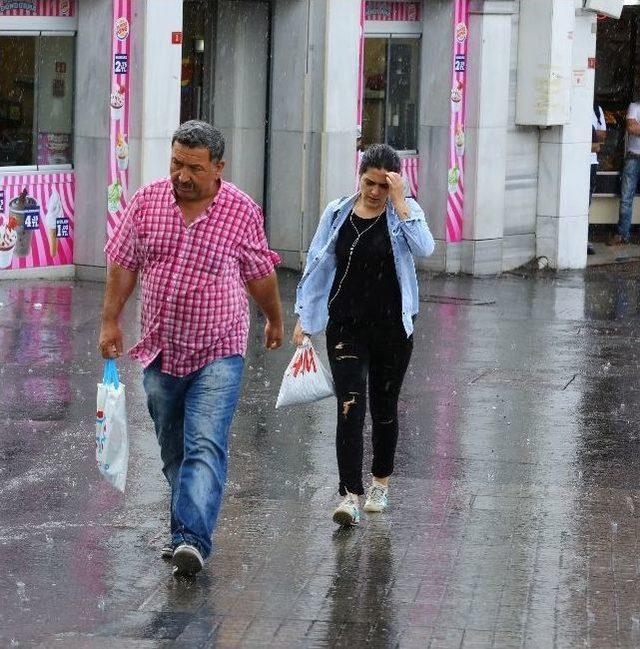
left=294, top=192, right=435, bottom=337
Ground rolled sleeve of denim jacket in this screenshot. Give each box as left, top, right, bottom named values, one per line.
left=398, top=199, right=435, bottom=258
left=294, top=200, right=339, bottom=329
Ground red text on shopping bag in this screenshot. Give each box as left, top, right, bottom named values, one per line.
left=291, top=347, right=318, bottom=377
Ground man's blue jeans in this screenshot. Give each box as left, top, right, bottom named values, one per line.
left=618, top=155, right=640, bottom=240
left=142, top=354, right=244, bottom=559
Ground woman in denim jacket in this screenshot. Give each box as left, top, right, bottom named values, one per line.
left=293, top=144, right=435, bottom=526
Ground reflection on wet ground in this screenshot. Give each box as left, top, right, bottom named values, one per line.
left=2, top=267, right=640, bottom=647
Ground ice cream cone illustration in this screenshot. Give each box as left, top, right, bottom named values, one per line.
left=451, top=81, right=463, bottom=113
left=0, top=216, right=17, bottom=269
left=115, top=133, right=129, bottom=170
left=455, top=124, right=465, bottom=157
left=45, top=189, right=63, bottom=257
left=448, top=165, right=460, bottom=194
left=110, top=85, right=125, bottom=121
left=107, top=180, right=123, bottom=214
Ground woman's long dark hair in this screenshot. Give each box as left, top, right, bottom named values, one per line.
left=358, top=144, right=401, bottom=176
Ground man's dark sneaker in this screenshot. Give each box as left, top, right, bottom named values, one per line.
left=161, top=542, right=174, bottom=560
left=172, top=543, right=204, bottom=576
left=587, top=244, right=595, bottom=255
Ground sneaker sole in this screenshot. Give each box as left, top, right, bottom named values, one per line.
left=161, top=547, right=174, bottom=560
left=333, top=509, right=358, bottom=526
left=172, top=548, right=203, bottom=575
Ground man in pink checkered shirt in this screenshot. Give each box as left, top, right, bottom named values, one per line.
left=99, top=121, right=283, bottom=577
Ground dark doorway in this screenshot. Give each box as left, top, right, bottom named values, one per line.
left=181, top=0, right=212, bottom=123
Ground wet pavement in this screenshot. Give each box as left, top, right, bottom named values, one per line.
left=3, top=266, right=640, bottom=647
left=587, top=241, right=640, bottom=267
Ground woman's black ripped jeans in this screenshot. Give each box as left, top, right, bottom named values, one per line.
left=326, top=320, right=413, bottom=496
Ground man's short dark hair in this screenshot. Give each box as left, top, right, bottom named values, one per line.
left=358, top=143, right=401, bottom=176
left=172, top=120, right=225, bottom=162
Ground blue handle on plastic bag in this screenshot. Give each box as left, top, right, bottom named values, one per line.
left=102, top=359, right=120, bottom=389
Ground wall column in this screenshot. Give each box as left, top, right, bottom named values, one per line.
left=460, top=0, right=515, bottom=275
left=268, top=0, right=360, bottom=270
left=535, top=7, right=596, bottom=270
left=74, top=0, right=182, bottom=279
left=74, top=0, right=112, bottom=278
left=213, top=1, right=269, bottom=206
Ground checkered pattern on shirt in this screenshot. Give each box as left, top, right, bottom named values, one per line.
left=105, top=178, right=280, bottom=377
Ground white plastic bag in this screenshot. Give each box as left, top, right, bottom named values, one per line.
left=95, top=360, right=129, bottom=492
left=276, top=337, right=335, bottom=408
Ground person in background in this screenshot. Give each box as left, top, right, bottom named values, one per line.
left=609, top=100, right=640, bottom=246
left=588, top=103, right=606, bottom=255
left=292, top=144, right=434, bottom=527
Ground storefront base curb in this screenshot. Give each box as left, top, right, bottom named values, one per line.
left=0, top=265, right=75, bottom=281
left=75, top=264, right=107, bottom=283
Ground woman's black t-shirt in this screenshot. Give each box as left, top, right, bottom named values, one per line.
left=328, top=211, right=402, bottom=326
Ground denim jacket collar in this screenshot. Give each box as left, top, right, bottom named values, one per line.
left=331, top=192, right=403, bottom=232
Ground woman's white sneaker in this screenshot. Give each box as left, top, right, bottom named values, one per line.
left=363, top=483, right=388, bottom=513
left=332, top=494, right=360, bottom=526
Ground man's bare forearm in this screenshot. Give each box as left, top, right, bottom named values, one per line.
left=246, top=272, right=283, bottom=324
left=102, top=263, right=138, bottom=324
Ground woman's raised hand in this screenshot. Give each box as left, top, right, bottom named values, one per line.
left=386, top=172, right=409, bottom=220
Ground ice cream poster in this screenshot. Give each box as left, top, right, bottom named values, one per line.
left=0, top=173, right=74, bottom=270
left=107, top=0, right=132, bottom=238
left=446, top=0, right=469, bottom=243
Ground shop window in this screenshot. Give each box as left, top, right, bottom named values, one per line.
left=362, top=36, right=420, bottom=152
left=594, top=8, right=640, bottom=194
left=0, top=34, right=75, bottom=169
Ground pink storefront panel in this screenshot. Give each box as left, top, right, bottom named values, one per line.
left=358, top=0, right=471, bottom=241
left=446, top=0, right=469, bottom=243
left=107, top=0, right=132, bottom=238
left=0, top=0, right=75, bottom=16
left=0, top=173, right=74, bottom=271
left=365, top=1, right=421, bottom=21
